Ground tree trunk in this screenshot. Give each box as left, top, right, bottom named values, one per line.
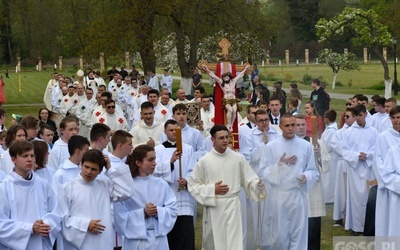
left=0, top=0, right=13, bottom=63
left=371, top=46, right=391, bottom=97
left=136, top=13, right=156, bottom=73
left=384, top=78, right=392, bottom=99
left=332, top=72, right=338, bottom=89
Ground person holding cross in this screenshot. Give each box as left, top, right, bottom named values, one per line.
left=202, top=64, right=249, bottom=131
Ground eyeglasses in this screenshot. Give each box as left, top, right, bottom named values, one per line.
left=106, top=106, right=116, bottom=109
left=346, top=104, right=352, bottom=107
left=344, top=115, right=351, bottom=119
left=257, top=119, right=269, bottom=123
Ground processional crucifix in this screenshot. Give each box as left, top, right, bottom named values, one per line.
left=198, top=38, right=252, bottom=149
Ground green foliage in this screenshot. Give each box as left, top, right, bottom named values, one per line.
left=335, top=81, right=344, bottom=87
left=318, top=50, right=360, bottom=73
left=302, top=74, right=314, bottom=85
left=364, top=81, right=385, bottom=90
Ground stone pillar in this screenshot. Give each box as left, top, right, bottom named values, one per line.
left=266, top=50, right=270, bottom=65
left=17, top=57, right=21, bottom=72
left=383, top=47, right=387, bottom=61
left=100, top=52, right=105, bottom=71
left=285, top=50, right=289, bottom=65
left=79, top=55, right=83, bottom=69
left=364, top=48, right=368, bottom=63
left=125, top=51, right=130, bottom=68
left=305, top=49, right=309, bottom=64
left=38, top=57, right=42, bottom=71
left=344, top=48, right=348, bottom=56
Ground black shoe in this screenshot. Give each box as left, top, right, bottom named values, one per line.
left=351, top=230, right=362, bottom=236
left=334, top=219, right=343, bottom=227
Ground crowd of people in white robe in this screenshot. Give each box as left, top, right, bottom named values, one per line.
left=0, top=67, right=400, bottom=250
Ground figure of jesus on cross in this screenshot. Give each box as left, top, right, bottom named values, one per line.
left=202, top=64, right=250, bottom=131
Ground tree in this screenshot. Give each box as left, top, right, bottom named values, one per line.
left=316, top=7, right=393, bottom=97
left=318, top=50, right=360, bottom=89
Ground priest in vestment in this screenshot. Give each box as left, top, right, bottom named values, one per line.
left=188, top=125, right=265, bottom=250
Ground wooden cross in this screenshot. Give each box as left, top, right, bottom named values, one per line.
left=197, top=38, right=252, bottom=149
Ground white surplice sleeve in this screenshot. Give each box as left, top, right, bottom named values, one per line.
left=154, top=146, right=174, bottom=183
left=188, top=159, right=216, bottom=207
left=105, top=165, right=134, bottom=202
left=381, top=146, right=400, bottom=195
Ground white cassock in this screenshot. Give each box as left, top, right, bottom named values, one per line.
left=161, top=124, right=205, bottom=161
left=200, top=108, right=214, bottom=133
left=372, top=112, right=388, bottom=133
left=56, top=166, right=134, bottom=250
left=51, top=159, right=80, bottom=194
left=113, top=175, right=178, bottom=250
left=320, top=122, right=338, bottom=203
left=154, top=142, right=196, bottom=216
left=331, top=124, right=351, bottom=221
left=339, top=122, right=378, bottom=232
left=148, top=75, right=159, bottom=91
left=135, top=93, right=148, bottom=107
left=160, top=75, right=173, bottom=93
left=125, top=89, right=139, bottom=128
left=378, top=145, right=400, bottom=236
left=188, top=148, right=265, bottom=250
left=44, top=78, right=57, bottom=111
left=130, top=120, right=164, bottom=147
left=0, top=171, right=58, bottom=250
left=259, top=136, right=319, bottom=249
left=373, top=128, right=400, bottom=236
left=0, top=149, right=13, bottom=174
left=35, top=167, right=55, bottom=185
left=238, top=127, right=280, bottom=249
left=0, top=170, right=5, bottom=181
left=47, top=139, right=69, bottom=170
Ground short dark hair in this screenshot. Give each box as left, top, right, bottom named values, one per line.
left=140, top=101, right=154, bottom=111
left=100, top=91, right=112, bottom=99
left=246, top=104, right=259, bottom=114
left=90, top=123, right=111, bottom=142
left=268, top=95, right=282, bottom=104
left=68, top=135, right=89, bottom=156
left=164, top=119, right=178, bottom=130
left=9, top=141, right=33, bottom=158
left=172, top=104, right=188, bottom=114
left=353, top=104, right=367, bottom=115
left=104, top=99, right=115, bottom=107
left=389, top=106, right=400, bottom=117
left=312, top=78, right=321, bottom=86
left=39, top=124, right=55, bottom=136
left=345, top=107, right=355, bottom=116
left=194, top=86, right=205, bottom=94
left=210, top=124, right=229, bottom=138
left=111, top=130, right=133, bottom=149
left=20, top=115, right=39, bottom=130
left=375, top=97, right=386, bottom=107
left=324, top=110, right=337, bottom=122
left=254, top=109, right=268, bottom=121
left=148, top=89, right=159, bottom=97
left=280, top=113, right=294, bottom=125
left=81, top=149, right=106, bottom=172
left=294, top=114, right=306, bottom=120
left=358, top=95, right=368, bottom=103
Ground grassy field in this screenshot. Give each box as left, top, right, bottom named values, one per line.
left=0, top=66, right=378, bottom=249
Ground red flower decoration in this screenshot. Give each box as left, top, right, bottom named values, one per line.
left=118, top=118, right=124, bottom=124
left=211, top=117, right=215, bottom=123
left=113, top=89, right=116, bottom=92
left=99, top=117, right=105, bottom=123
left=95, top=111, right=101, bottom=117
left=161, top=110, right=167, bottom=115
left=64, top=98, right=68, bottom=102
left=130, top=92, right=135, bottom=96
left=74, top=99, right=78, bottom=104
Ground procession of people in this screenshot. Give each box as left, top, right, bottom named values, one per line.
left=0, top=61, right=399, bottom=250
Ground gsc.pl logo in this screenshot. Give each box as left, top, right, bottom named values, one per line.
left=333, top=237, right=398, bottom=250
